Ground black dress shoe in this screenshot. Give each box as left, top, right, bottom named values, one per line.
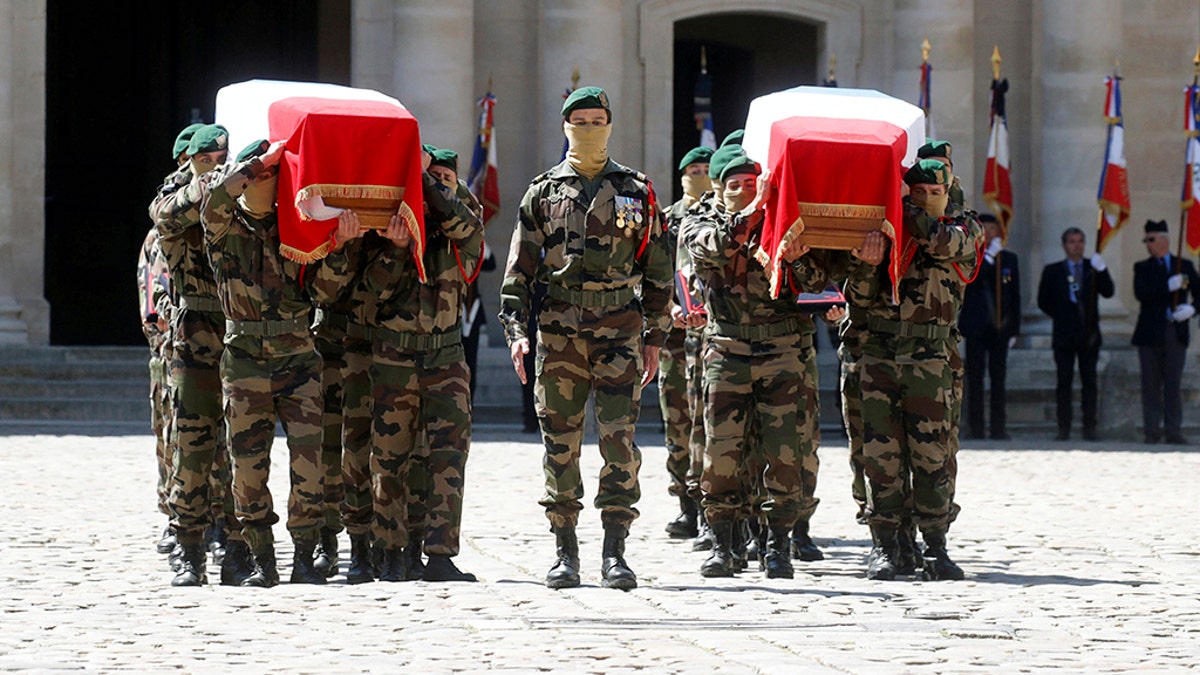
left=1144, top=432, right=1161, bottom=445
left=989, top=431, right=1012, bottom=441
left=1164, top=433, right=1189, bottom=445
left=1082, top=429, right=1099, bottom=442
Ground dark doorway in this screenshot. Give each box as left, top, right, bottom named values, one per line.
left=45, top=1, right=351, bottom=345
left=672, top=13, right=819, bottom=202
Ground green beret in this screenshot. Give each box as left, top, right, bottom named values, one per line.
left=709, top=144, right=758, bottom=182
left=904, top=159, right=951, bottom=186
left=561, top=86, right=611, bottom=119
left=236, top=139, right=268, bottom=163
left=720, top=130, right=744, bottom=148
left=429, top=148, right=458, bottom=174
left=172, top=123, right=205, bottom=159
left=677, top=146, right=714, bottom=171
left=186, top=124, right=229, bottom=156
left=422, top=143, right=437, bottom=155
left=917, top=139, right=953, bottom=162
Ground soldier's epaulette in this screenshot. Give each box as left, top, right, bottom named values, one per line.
left=529, top=169, right=557, bottom=185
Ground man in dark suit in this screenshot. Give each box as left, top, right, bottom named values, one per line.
left=959, top=214, right=1020, bottom=439
left=1132, top=219, right=1199, bottom=444
left=1037, top=227, right=1115, bottom=441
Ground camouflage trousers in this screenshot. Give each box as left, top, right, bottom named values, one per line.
left=859, top=352, right=961, bottom=532
left=370, top=342, right=471, bottom=554
left=840, top=340, right=868, bottom=519
left=658, top=325, right=692, bottom=498
left=700, top=334, right=819, bottom=528
left=684, top=330, right=707, bottom=500
left=167, top=310, right=237, bottom=545
left=149, top=348, right=172, bottom=516
left=340, top=331, right=375, bottom=537
left=315, top=328, right=347, bottom=533
left=535, top=330, right=643, bottom=528
left=222, top=347, right=325, bottom=549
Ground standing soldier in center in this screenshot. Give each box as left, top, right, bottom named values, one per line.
left=500, top=86, right=673, bottom=590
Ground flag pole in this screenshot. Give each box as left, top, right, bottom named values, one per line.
left=992, top=45, right=1003, bottom=331
left=921, top=38, right=933, bottom=138
left=1174, top=47, right=1200, bottom=306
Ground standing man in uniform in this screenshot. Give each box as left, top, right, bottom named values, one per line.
left=959, top=213, right=1020, bottom=440
left=500, top=86, right=673, bottom=590
left=660, top=145, right=712, bottom=540
left=1132, top=219, right=1199, bottom=445
left=858, top=159, right=982, bottom=581
left=1037, top=227, right=1114, bottom=441
left=138, top=225, right=174, bottom=553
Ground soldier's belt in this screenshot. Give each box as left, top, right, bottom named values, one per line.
left=712, top=318, right=804, bottom=341
left=225, top=316, right=311, bottom=337
left=346, top=322, right=376, bottom=341
left=314, top=308, right=350, bottom=331
left=545, top=284, right=636, bottom=308
left=178, top=295, right=223, bottom=314
left=867, top=317, right=953, bottom=340
left=375, top=326, right=462, bottom=352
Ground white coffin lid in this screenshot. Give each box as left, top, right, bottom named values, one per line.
left=742, top=86, right=925, bottom=168
left=214, top=79, right=406, bottom=162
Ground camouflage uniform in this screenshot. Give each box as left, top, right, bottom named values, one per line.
left=660, top=198, right=696, bottom=503
left=499, top=159, right=673, bottom=529
left=152, top=167, right=238, bottom=549
left=198, top=158, right=353, bottom=556
left=858, top=202, right=981, bottom=539
left=313, top=301, right=349, bottom=537
left=137, top=228, right=174, bottom=518
left=682, top=196, right=830, bottom=531
left=362, top=175, right=483, bottom=559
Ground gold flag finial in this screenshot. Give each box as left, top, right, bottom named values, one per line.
left=1193, top=45, right=1200, bottom=75
left=571, top=66, right=580, bottom=90
left=991, top=45, right=1002, bottom=80
left=921, top=38, right=931, bottom=63
left=828, top=53, right=837, bottom=81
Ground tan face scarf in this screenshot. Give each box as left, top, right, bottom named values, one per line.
left=910, top=191, right=949, bottom=218
left=238, top=174, right=278, bottom=219
left=189, top=156, right=221, bottom=178
left=681, top=174, right=712, bottom=204
left=563, top=121, right=612, bottom=179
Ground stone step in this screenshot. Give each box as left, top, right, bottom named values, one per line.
left=0, top=397, right=149, bottom=421
left=0, top=377, right=149, bottom=399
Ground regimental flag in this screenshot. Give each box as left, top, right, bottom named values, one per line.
left=919, top=58, right=937, bottom=140
left=983, top=77, right=1014, bottom=242
left=1182, top=82, right=1200, bottom=256
left=467, top=89, right=500, bottom=225
left=694, top=46, right=716, bottom=149
left=1096, top=72, right=1131, bottom=253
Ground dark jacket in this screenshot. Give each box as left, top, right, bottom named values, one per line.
left=1132, top=254, right=1200, bottom=348
left=959, top=249, right=1020, bottom=341
left=1037, top=258, right=1114, bottom=350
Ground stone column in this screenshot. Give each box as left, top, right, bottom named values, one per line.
left=0, top=2, right=47, bottom=345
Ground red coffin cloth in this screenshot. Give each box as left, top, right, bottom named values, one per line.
left=761, top=116, right=908, bottom=301
left=269, top=97, right=426, bottom=280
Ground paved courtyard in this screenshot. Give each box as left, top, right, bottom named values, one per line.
left=1, top=427, right=1198, bottom=673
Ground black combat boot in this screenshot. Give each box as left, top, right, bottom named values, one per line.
left=545, top=524, right=581, bottom=589
left=895, top=522, right=921, bottom=575
left=600, top=523, right=637, bottom=590
left=763, top=526, right=794, bottom=579
left=378, top=546, right=410, bottom=582
left=921, top=531, right=965, bottom=581
left=312, top=528, right=339, bottom=578
left=424, top=555, right=478, bottom=582
left=790, top=520, right=824, bottom=561
left=692, top=506, right=716, bottom=551
left=866, top=525, right=902, bottom=580
left=345, top=533, right=375, bottom=585
left=204, top=523, right=227, bottom=567
left=743, top=519, right=763, bottom=570
left=220, top=539, right=254, bottom=586
left=242, top=546, right=280, bottom=588
left=156, top=524, right=177, bottom=554
left=730, top=519, right=748, bottom=572
left=405, top=538, right=425, bottom=581
left=171, top=543, right=208, bottom=587
left=167, top=542, right=183, bottom=572
left=664, top=495, right=699, bottom=539
left=699, top=520, right=737, bottom=578
left=289, top=539, right=327, bottom=585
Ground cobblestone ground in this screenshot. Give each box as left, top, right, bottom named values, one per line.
left=1, top=428, right=1198, bottom=673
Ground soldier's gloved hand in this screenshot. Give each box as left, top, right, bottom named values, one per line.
left=1090, top=253, right=1107, bottom=272
left=1168, top=274, right=1184, bottom=291
left=1171, top=304, right=1196, bottom=322
left=510, top=338, right=530, bottom=385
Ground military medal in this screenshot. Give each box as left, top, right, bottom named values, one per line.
left=615, top=196, right=642, bottom=231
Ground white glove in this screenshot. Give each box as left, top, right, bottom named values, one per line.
left=1172, top=304, right=1196, bottom=322
left=1089, top=253, right=1106, bottom=272
left=1168, top=274, right=1184, bottom=292
left=984, top=238, right=1003, bottom=264
left=1008, top=336, right=1017, bottom=349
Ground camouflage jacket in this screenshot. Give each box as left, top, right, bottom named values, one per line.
left=136, top=227, right=172, bottom=350
left=499, top=159, right=673, bottom=347
left=857, top=200, right=984, bottom=360
left=150, top=166, right=224, bottom=316
left=362, top=173, right=484, bottom=350
left=682, top=193, right=833, bottom=340
left=200, top=159, right=354, bottom=359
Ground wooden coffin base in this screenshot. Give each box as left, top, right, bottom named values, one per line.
left=322, top=196, right=404, bottom=230
left=790, top=215, right=886, bottom=251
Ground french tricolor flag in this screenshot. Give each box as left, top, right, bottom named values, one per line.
left=1181, top=83, right=1200, bottom=256
left=1096, top=72, right=1131, bottom=253
left=468, top=90, right=500, bottom=225
left=982, top=77, right=1013, bottom=242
